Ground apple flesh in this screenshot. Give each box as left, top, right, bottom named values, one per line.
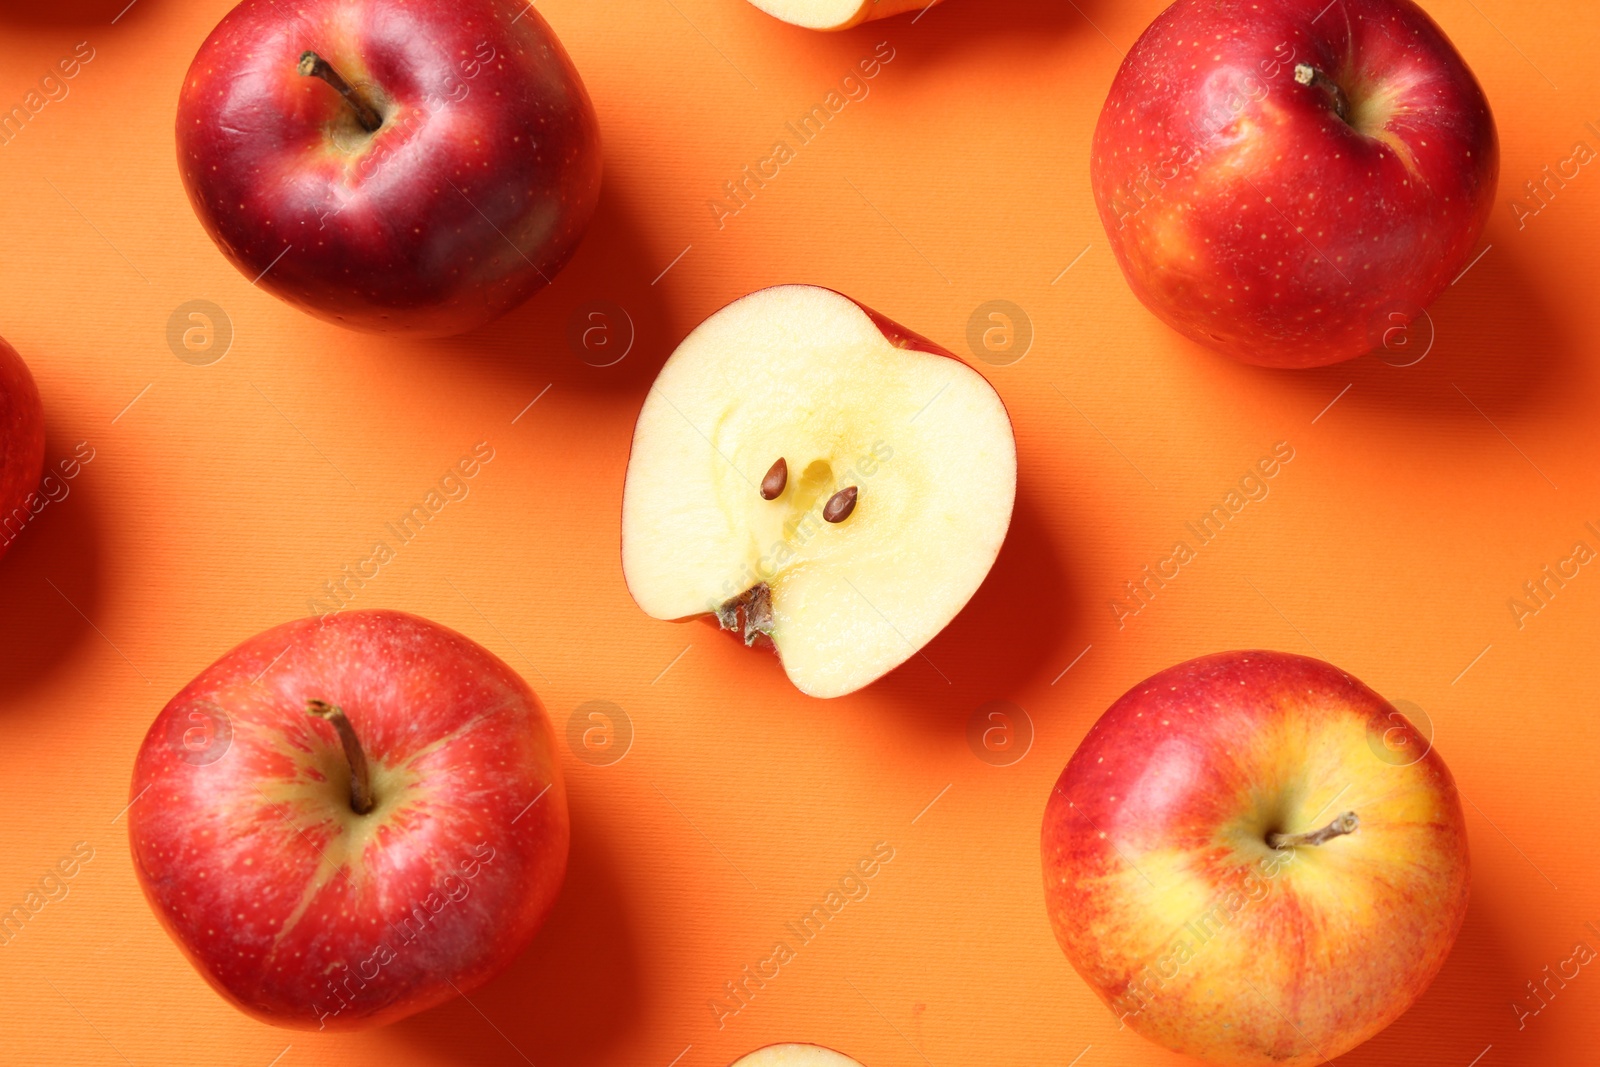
left=127, top=610, right=569, bottom=1030
left=1092, top=0, right=1497, bottom=367
left=0, top=338, right=44, bottom=562
left=730, top=1045, right=865, bottom=1067
left=1042, top=650, right=1469, bottom=1065
left=621, top=285, right=1016, bottom=699
left=744, top=0, right=936, bottom=31
left=176, top=0, right=602, bottom=337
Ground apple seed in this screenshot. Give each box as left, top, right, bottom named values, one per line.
left=823, top=486, right=858, bottom=523
left=760, top=457, right=787, bottom=499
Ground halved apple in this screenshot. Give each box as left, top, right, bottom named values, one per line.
left=621, top=284, right=1016, bottom=699
left=729, top=1045, right=865, bottom=1067
left=744, top=0, right=938, bottom=31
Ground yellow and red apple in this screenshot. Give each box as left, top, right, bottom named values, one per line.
left=1042, top=650, right=1469, bottom=1065
left=1092, top=0, right=1498, bottom=366
left=621, top=284, right=1016, bottom=699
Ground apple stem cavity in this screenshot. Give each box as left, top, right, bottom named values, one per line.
left=306, top=700, right=377, bottom=815
left=716, top=583, right=775, bottom=646
left=1293, top=63, right=1352, bottom=126
left=761, top=457, right=788, bottom=500
left=1269, top=810, right=1359, bottom=850
left=298, top=51, right=383, bottom=134
left=823, top=486, right=858, bottom=524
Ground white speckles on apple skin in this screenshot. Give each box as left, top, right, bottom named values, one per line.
left=1090, top=0, right=1497, bottom=368
left=128, top=609, right=569, bottom=1030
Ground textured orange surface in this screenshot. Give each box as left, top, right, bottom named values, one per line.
left=0, top=1, right=1597, bottom=1065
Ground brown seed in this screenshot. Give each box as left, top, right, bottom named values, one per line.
left=823, top=486, right=858, bottom=524
left=760, top=457, right=787, bottom=500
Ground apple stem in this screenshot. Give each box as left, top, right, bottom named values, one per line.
left=1293, top=63, right=1352, bottom=126
left=306, top=700, right=376, bottom=815
left=298, top=51, right=383, bottom=134
left=1269, top=811, right=1359, bottom=849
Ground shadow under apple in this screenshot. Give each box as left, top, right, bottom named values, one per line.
left=391, top=784, right=643, bottom=1065
left=0, top=422, right=104, bottom=705
left=1239, top=240, right=1579, bottom=427
left=0, top=0, right=149, bottom=25
left=1333, top=886, right=1526, bottom=1066
left=405, top=178, right=678, bottom=400
left=870, top=485, right=1088, bottom=725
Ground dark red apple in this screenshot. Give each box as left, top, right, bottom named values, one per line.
left=177, top=0, right=602, bottom=336
left=128, top=610, right=569, bottom=1029
left=1092, top=0, right=1498, bottom=367
left=0, top=337, right=45, bottom=561
left=1042, top=650, right=1469, bottom=1065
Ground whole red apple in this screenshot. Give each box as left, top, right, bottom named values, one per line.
left=1092, top=0, right=1497, bottom=367
left=128, top=610, right=569, bottom=1030
left=0, top=337, right=45, bottom=561
left=1042, top=650, right=1469, bottom=1065
left=177, top=0, right=602, bottom=336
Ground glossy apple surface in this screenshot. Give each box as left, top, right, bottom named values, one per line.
left=1042, top=650, right=1469, bottom=1065
left=177, top=0, right=601, bottom=336
left=744, top=0, right=936, bottom=30
left=1092, top=0, right=1497, bottom=367
left=621, top=284, right=1016, bottom=699
left=0, top=337, right=45, bottom=561
left=128, top=610, right=569, bottom=1030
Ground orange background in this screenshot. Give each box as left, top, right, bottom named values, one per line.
left=1, top=0, right=1597, bottom=1064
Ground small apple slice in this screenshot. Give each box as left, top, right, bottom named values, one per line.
left=744, top=0, right=938, bottom=30
left=622, top=285, right=1015, bottom=699
left=730, top=1045, right=865, bottom=1067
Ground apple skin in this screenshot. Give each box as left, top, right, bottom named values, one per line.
left=177, top=0, right=601, bottom=337
left=0, top=338, right=45, bottom=562
left=1042, top=650, right=1469, bottom=1066
left=128, top=610, right=569, bottom=1030
left=1092, top=0, right=1497, bottom=367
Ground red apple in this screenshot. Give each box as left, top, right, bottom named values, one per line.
left=621, top=284, right=1016, bottom=698
left=0, top=337, right=45, bottom=562
left=128, top=610, right=569, bottom=1030
left=1092, top=0, right=1498, bottom=367
left=176, top=0, right=602, bottom=337
left=1042, top=650, right=1469, bottom=1065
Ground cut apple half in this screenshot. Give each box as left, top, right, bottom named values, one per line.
left=729, top=1045, right=865, bottom=1067
left=622, top=284, right=1016, bottom=699
left=744, top=0, right=939, bottom=31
